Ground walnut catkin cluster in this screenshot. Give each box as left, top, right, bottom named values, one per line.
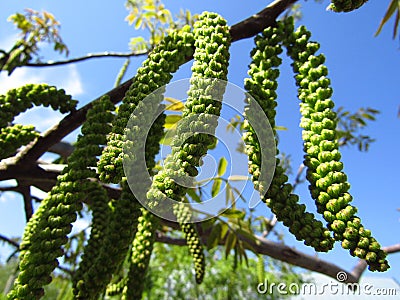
left=8, top=96, right=115, bottom=300
left=6, top=7, right=390, bottom=300
left=78, top=25, right=196, bottom=299
left=282, top=17, right=389, bottom=272
left=98, top=26, right=195, bottom=184
left=244, top=22, right=335, bottom=252
left=145, top=11, right=231, bottom=284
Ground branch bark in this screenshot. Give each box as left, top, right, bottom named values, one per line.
left=155, top=231, right=400, bottom=284
left=0, top=234, right=19, bottom=248
left=17, top=181, right=33, bottom=221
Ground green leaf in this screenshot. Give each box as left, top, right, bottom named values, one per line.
left=225, top=184, right=234, bottom=206
left=237, top=241, right=249, bottom=267
left=361, top=113, right=376, bottom=121
left=227, top=175, right=249, bottom=181
left=217, top=157, right=228, bottom=177
left=211, top=178, right=222, bottom=198
left=129, top=36, right=148, bottom=51
left=142, top=4, right=156, bottom=11
left=375, top=0, right=399, bottom=37
left=165, top=97, right=184, bottom=111
left=187, top=188, right=201, bottom=203
left=225, top=232, right=237, bottom=258
left=274, top=125, right=287, bottom=131
left=220, top=222, right=229, bottom=240
left=207, top=223, right=222, bottom=249
left=394, top=9, right=400, bottom=38
left=134, top=16, right=143, bottom=29
left=221, top=208, right=245, bottom=220
left=164, top=114, right=181, bottom=129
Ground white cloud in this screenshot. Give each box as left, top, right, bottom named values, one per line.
left=0, top=189, right=19, bottom=203
left=0, top=68, right=43, bottom=94
left=60, top=64, right=84, bottom=97
left=0, top=64, right=84, bottom=97
left=15, top=106, right=64, bottom=132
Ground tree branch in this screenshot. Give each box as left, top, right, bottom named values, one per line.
left=48, top=141, right=74, bottom=160
left=0, top=234, right=19, bottom=249
left=230, top=0, right=298, bottom=42
left=155, top=231, right=399, bottom=284
left=17, top=181, right=33, bottom=221
left=25, top=50, right=148, bottom=67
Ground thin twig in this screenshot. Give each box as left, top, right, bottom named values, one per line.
left=261, top=215, right=278, bottom=238
left=0, top=234, right=19, bottom=248
left=155, top=229, right=398, bottom=284
left=25, top=51, right=148, bottom=67
left=292, top=163, right=305, bottom=192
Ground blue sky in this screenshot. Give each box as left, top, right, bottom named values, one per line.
left=0, top=0, right=399, bottom=288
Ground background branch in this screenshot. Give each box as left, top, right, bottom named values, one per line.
left=155, top=229, right=399, bottom=284
left=0, top=234, right=19, bottom=249
left=25, top=50, right=148, bottom=67
left=17, top=181, right=33, bottom=222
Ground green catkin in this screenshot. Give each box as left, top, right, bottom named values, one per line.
left=174, top=203, right=206, bottom=284
left=8, top=96, right=115, bottom=300
left=114, top=58, right=131, bottom=88
left=71, top=185, right=111, bottom=297
left=243, top=23, right=334, bottom=252
left=282, top=17, right=389, bottom=272
left=0, top=124, right=39, bottom=160
left=74, top=181, right=142, bottom=300
left=122, top=208, right=157, bottom=300
left=256, top=255, right=265, bottom=284
left=146, top=11, right=231, bottom=284
left=106, top=277, right=128, bottom=297
left=328, top=0, right=368, bottom=12
left=122, top=13, right=229, bottom=294
left=97, top=26, right=195, bottom=184
left=0, top=83, right=77, bottom=129
left=81, top=26, right=196, bottom=299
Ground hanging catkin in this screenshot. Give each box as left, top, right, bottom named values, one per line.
left=98, top=26, right=195, bottom=184
left=146, top=11, right=231, bottom=284
left=77, top=26, right=196, bottom=299
left=71, top=97, right=116, bottom=298
left=282, top=17, right=389, bottom=272
left=8, top=96, right=115, bottom=300
left=243, top=22, right=334, bottom=252
left=122, top=208, right=157, bottom=300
